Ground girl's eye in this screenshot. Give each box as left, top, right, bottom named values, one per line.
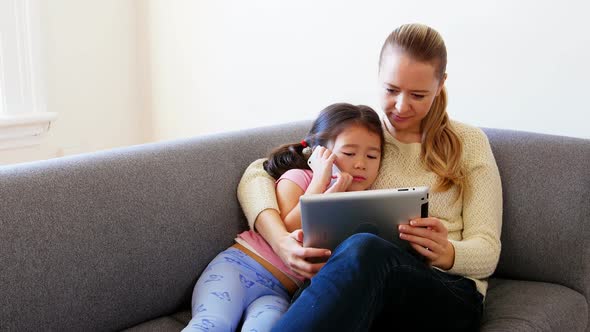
left=342, top=152, right=354, bottom=157
left=367, top=155, right=378, bottom=160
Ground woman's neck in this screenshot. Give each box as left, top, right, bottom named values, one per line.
left=385, top=120, right=422, bottom=144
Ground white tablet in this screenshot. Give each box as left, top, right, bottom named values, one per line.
left=300, top=186, right=429, bottom=251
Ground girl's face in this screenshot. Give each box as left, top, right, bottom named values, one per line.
left=328, top=124, right=382, bottom=191
left=379, top=47, right=445, bottom=139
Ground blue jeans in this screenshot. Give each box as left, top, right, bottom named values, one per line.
left=271, top=233, right=484, bottom=332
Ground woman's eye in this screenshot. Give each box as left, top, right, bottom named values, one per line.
left=413, top=94, right=425, bottom=99
left=386, top=88, right=399, bottom=95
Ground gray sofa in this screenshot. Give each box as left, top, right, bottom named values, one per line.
left=1, top=121, right=588, bottom=331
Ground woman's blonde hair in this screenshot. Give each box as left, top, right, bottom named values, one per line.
left=379, top=23, right=465, bottom=196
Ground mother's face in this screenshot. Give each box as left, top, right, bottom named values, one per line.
left=378, top=48, right=445, bottom=137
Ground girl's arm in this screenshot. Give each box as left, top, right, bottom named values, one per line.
left=237, top=159, right=331, bottom=278
left=277, top=147, right=353, bottom=232
left=276, top=174, right=337, bottom=232
left=276, top=180, right=305, bottom=232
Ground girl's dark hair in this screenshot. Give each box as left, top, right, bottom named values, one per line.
left=263, top=103, right=384, bottom=179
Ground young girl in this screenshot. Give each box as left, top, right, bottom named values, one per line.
left=183, top=103, right=384, bottom=332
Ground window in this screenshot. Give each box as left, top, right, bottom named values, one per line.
left=0, top=0, right=56, bottom=150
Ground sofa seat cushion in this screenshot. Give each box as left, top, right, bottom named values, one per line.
left=481, top=278, right=588, bottom=331
left=172, top=310, right=192, bottom=326
left=122, top=311, right=190, bottom=332
left=125, top=278, right=590, bottom=332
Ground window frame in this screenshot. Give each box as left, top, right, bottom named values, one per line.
left=0, top=0, right=56, bottom=151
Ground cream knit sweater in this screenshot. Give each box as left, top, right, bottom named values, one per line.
left=237, top=120, right=502, bottom=296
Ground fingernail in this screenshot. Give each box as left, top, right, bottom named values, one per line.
left=410, top=220, right=416, bottom=226
left=325, top=250, right=331, bottom=256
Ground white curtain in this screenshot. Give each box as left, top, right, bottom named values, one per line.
left=0, top=0, right=45, bottom=116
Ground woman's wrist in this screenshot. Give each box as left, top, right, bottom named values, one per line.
left=436, top=241, right=455, bottom=270
left=255, top=209, right=290, bottom=250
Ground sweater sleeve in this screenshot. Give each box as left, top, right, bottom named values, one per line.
left=447, top=128, right=503, bottom=279
left=237, top=158, right=280, bottom=230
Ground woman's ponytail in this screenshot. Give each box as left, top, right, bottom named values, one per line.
left=420, top=86, right=465, bottom=197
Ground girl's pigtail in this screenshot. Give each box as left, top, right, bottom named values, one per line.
left=263, top=140, right=311, bottom=180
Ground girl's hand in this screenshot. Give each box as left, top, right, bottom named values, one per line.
left=397, top=217, right=455, bottom=270
left=324, top=172, right=353, bottom=193
left=276, top=229, right=332, bottom=279
left=307, top=146, right=337, bottom=191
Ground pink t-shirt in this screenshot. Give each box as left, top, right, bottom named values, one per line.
left=235, top=169, right=313, bottom=285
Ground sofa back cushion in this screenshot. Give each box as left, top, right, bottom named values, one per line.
left=0, top=121, right=310, bottom=331
left=483, top=128, right=589, bottom=301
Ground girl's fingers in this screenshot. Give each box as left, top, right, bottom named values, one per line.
left=320, top=146, right=330, bottom=159
left=341, top=173, right=353, bottom=189
left=327, top=153, right=337, bottom=163
left=315, top=146, right=337, bottom=169
left=322, top=148, right=336, bottom=164
left=327, top=172, right=353, bottom=192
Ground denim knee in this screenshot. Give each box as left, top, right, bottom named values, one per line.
left=340, top=233, right=394, bottom=257
left=335, top=233, right=416, bottom=269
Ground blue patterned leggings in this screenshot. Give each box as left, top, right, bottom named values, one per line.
left=182, top=247, right=291, bottom=332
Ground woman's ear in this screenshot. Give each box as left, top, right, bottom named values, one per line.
left=436, top=73, right=447, bottom=96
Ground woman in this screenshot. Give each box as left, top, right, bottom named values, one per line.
left=237, top=23, right=502, bottom=331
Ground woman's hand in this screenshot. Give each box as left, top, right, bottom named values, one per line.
left=398, top=217, right=455, bottom=270
left=275, top=229, right=332, bottom=279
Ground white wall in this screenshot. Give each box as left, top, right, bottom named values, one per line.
left=2, top=1, right=587, bottom=165
left=0, top=0, right=147, bottom=165
left=147, top=0, right=590, bottom=141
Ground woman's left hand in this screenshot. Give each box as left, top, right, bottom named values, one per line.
left=398, top=217, right=455, bottom=270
